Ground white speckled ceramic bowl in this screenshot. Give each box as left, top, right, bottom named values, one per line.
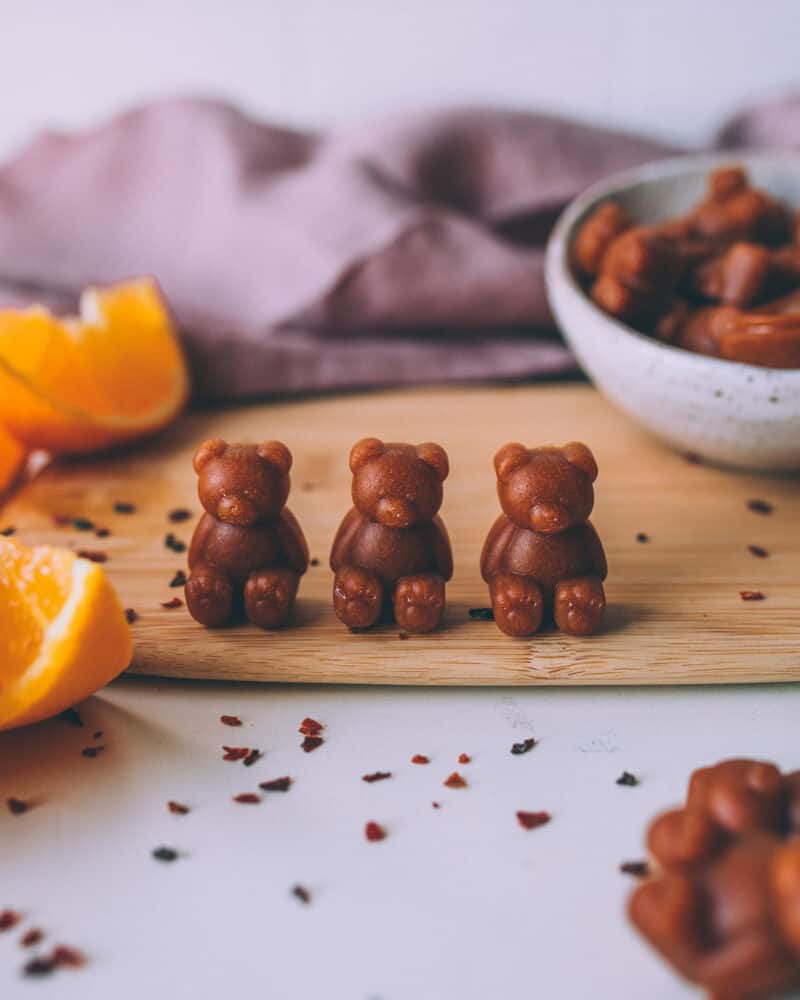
left=545, top=152, right=800, bottom=471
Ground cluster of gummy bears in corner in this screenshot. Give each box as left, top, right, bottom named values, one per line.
left=184, top=437, right=608, bottom=637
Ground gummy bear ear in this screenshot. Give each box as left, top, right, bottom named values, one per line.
left=349, top=437, right=384, bottom=473
left=193, top=438, right=227, bottom=473
left=562, top=441, right=598, bottom=482
left=494, top=442, right=529, bottom=482
left=257, top=440, right=292, bottom=475
left=416, top=442, right=449, bottom=482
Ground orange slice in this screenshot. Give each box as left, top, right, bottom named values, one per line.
left=0, top=279, right=190, bottom=454
left=0, top=538, right=133, bottom=731
left=0, top=424, right=26, bottom=495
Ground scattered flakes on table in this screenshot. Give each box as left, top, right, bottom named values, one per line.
left=740, top=590, right=765, bottom=601
left=167, top=801, right=190, bottom=815
left=292, top=885, right=311, bottom=904
left=747, top=499, right=773, bottom=515
left=222, top=746, right=250, bottom=762
left=113, top=501, right=137, bottom=515
left=6, top=797, right=32, bottom=815
left=20, top=929, right=43, bottom=949
left=362, top=771, right=392, bottom=783
left=0, top=910, right=21, bottom=931
left=301, top=736, right=324, bottom=753
left=468, top=607, right=494, bottom=620
left=167, top=508, right=192, bottom=523
left=616, top=771, right=639, bottom=787
left=169, top=570, right=187, bottom=587
left=411, top=754, right=430, bottom=765
left=161, top=597, right=183, bottom=609
left=747, top=545, right=769, bottom=558
left=233, top=793, right=261, bottom=805
left=516, top=810, right=551, bottom=830
left=299, top=717, right=324, bottom=736
left=510, top=737, right=537, bottom=755
left=220, top=715, right=242, bottom=727
left=620, top=860, right=650, bottom=878
left=444, top=772, right=467, bottom=789
left=365, top=821, right=387, bottom=842
left=260, top=777, right=292, bottom=792
left=152, top=846, right=179, bottom=862
left=125, top=608, right=139, bottom=624
left=81, top=745, right=105, bottom=759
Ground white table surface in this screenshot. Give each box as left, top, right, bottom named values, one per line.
left=1, top=678, right=799, bottom=1000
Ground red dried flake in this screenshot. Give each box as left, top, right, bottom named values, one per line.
left=432, top=801, right=441, bottom=809
left=364, top=821, right=387, bottom=842
left=458, top=753, right=471, bottom=764
left=298, top=717, right=324, bottom=736
left=76, top=549, right=108, bottom=563
left=259, top=776, right=292, bottom=792
left=20, top=928, right=43, bottom=948
left=740, top=590, right=765, bottom=601
left=161, top=597, right=183, bottom=609
left=167, top=508, right=192, bottom=523
left=222, top=746, right=250, bottom=761
left=510, top=737, right=537, bottom=755
left=620, top=860, right=650, bottom=878
left=81, top=745, right=105, bottom=758
left=292, top=884, right=311, bottom=904
left=220, top=715, right=243, bottom=727
left=169, top=570, right=187, bottom=587
left=51, top=945, right=86, bottom=968
left=52, top=514, right=73, bottom=527
left=0, top=910, right=21, bottom=931
left=113, top=501, right=137, bottom=514
left=7, top=797, right=31, bottom=815
left=362, top=771, right=392, bottom=783
left=125, top=608, right=139, bottom=624
left=444, top=772, right=467, bottom=788
left=411, top=754, right=430, bottom=765
left=747, top=499, right=773, bottom=515
left=233, top=793, right=261, bottom=805
left=167, top=801, right=190, bottom=815
left=747, top=545, right=769, bottom=558
left=516, top=810, right=551, bottom=830
left=301, top=736, right=324, bottom=753
left=243, top=749, right=262, bottom=767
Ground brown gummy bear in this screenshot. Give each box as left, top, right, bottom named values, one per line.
left=591, top=225, right=682, bottom=326
left=692, top=168, right=794, bottom=247
left=184, top=439, right=309, bottom=628
left=629, top=759, right=800, bottom=1000
left=329, top=439, right=453, bottom=634
left=571, top=201, right=631, bottom=279
left=480, top=442, right=607, bottom=637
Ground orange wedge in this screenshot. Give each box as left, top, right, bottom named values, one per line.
left=0, top=538, right=132, bottom=731
left=0, top=279, right=189, bottom=454
left=0, top=424, right=26, bottom=495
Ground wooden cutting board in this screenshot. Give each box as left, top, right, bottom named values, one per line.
left=1, top=385, right=797, bottom=685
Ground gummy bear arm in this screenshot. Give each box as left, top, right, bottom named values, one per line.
left=479, top=514, right=515, bottom=583
left=583, top=521, right=608, bottom=580
left=329, top=508, right=365, bottom=571
left=429, top=516, right=454, bottom=581
left=277, top=508, right=310, bottom=575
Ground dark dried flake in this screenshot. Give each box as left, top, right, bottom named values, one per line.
left=81, top=745, right=105, bottom=758
left=167, top=508, right=192, bottom=523
left=292, top=884, right=311, bottom=904
left=748, top=545, right=769, bottom=558
left=23, top=956, right=57, bottom=977
left=616, top=771, right=639, bottom=787
left=169, top=570, right=187, bottom=587
left=60, top=707, right=84, bottom=727
left=516, top=810, right=552, bottom=830
left=94, top=527, right=111, bottom=538
left=432, top=801, right=441, bottom=809
left=301, top=736, right=324, bottom=753
left=233, top=793, right=261, bottom=804
left=93, top=730, right=104, bottom=739
left=510, top=738, right=537, bottom=755
left=747, top=499, right=773, bottom=515
left=161, top=597, right=183, bottom=609
left=740, top=590, right=765, bottom=601
left=72, top=518, right=94, bottom=532
left=20, top=929, right=43, bottom=948
left=260, top=776, right=292, bottom=792
left=113, top=502, right=137, bottom=514
left=220, top=715, right=242, bottom=727
left=152, top=846, right=179, bottom=862
left=362, top=771, right=392, bottom=783
left=164, top=532, right=186, bottom=553
left=398, top=632, right=409, bottom=640
left=635, top=532, right=650, bottom=543
left=684, top=452, right=702, bottom=465
left=309, top=557, right=320, bottom=567
left=7, top=797, right=31, bottom=815
left=620, top=860, right=650, bottom=878
left=299, top=717, right=324, bottom=736
left=1, top=526, right=16, bottom=536
left=0, top=910, right=21, bottom=931
left=76, top=549, right=108, bottom=563
left=243, top=749, right=262, bottom=767
left=125, top=608, right=139, bottom=624
left=168, top=801, right=190, bottom=815
left=468, top=607, right=494, bottom=620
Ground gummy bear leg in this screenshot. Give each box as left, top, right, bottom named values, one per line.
left=333, top=565, right=383, bottom=630
left=489, top=572, right=544, bottom=637
left=185, top=562, right=235, bottom=627
left=244, top=568, right=299, bottom=629
left=393, top=573, right=445, bottom=634
left=553, top=574, right=605, bottom=635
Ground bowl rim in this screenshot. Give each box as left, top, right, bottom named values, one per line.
left=545, top=149, right=800, bottom=384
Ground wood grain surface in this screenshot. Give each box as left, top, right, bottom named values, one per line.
left=2, top=385, right=798, bottom=685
